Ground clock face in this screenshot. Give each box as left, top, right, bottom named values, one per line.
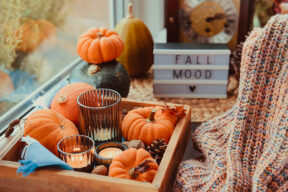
left=179, top=0, right=238, bottom=44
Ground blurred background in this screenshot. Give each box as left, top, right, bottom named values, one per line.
left=0, top=0, right=281, bottom=118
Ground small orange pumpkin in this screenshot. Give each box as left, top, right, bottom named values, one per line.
left=50, top=82, right=95, bottom=126
left=24, top=109, right=79, bottom=156
left=77, top=27, right=124, bottom=64
left=109, top=148, right=158, bottom=182
left=122, top=106, right=185, bottom=145
left=16, top=18, right=56, bottom=53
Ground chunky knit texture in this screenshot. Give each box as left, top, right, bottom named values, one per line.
left=174, top=15, right=288, bottom=192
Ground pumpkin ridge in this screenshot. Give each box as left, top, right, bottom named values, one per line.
left=109, top=167, right=127, bottom=176
left=114, top=173, right=129, bottom=179
left=26, top=113, right=50, bottom=120
left=135, top=149, right=152, bottom=165
left=25, top=120, right=58, bottom=133
left=24, top=124, right=57, bottom=144
left=153, top=123, right=171, bottom=143
left=131, top=120, right=146, bottom=140
left=105, top=30, right=118, bottom=37
left=39, top=132, right=61, bottom=148
left=77, top=37, right=90, bottom=53
left=86, top=39, right=97, bottom=63
left=128, top=119, right=146, bottom=140
left=110, top=36, right=124, bottom=58
left=125, top=116, right=144, bottom=140
left=95, top=39, right=104, bottom=63
left=111, top=161, right=126, bottom=169
left=138, top=123, right=154, bottom=145
left=88, top=40, right=100, bottom=63
left=100, top=37, right=114, bottom=62
left=124, top=148, right=137, bottom=167
left=122, top=113, right=141, bottom=138
left=25, top=117, right=54, bottom=127
left=108, top=38, right=117, bottom=61
left=127, top=24, right=139, bottom=74
left=135, top=22, right=153, bottom=74
left=80, top=39, right=93, bottom=62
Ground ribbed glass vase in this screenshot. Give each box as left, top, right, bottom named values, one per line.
left=77, top=89, right=122, bottom=145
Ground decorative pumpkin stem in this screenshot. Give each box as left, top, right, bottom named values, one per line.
left=147, top=109, right=156, bottom=122
left=58, top=96, right=67, bottom=104
left=88, top=64, right=101, bottom=74
left=96, top=32, right=103, bottom=39
left=129, top=159, right=154, bottom=179
left=127, top=3, right=134, bottom=19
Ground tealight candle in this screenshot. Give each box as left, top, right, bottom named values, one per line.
left=95, top=142, right=128, bottom=167
left=57, top=135, right=95, bottom=172
left=66, top=147, right=88, bottom=169
left=99, top=147, right=123, bottom=159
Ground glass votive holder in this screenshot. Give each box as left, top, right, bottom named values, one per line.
left=57, top=135, right=95, bottom=173
left=95, top=142, right=127, bottom=168
left=77, top=89, right=122, bottom=145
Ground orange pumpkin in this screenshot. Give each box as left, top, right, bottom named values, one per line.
left=77, top=27, right=124, bottom=64
left=122, top=106, right=185, bottom=145
left=0, top=70, right=14, bottom=97
left=16, top=18, right=56, bottom=53
left=109, top=148, right=158, bottom=182
left=24, top=109, right=79, bottom=156
left=50, top=82, right=94, bottom=126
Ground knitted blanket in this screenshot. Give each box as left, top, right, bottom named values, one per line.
left=174, top=15, right=288, bottom=192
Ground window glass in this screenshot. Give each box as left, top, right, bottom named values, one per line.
left=0, top=0, right=110, bottom=117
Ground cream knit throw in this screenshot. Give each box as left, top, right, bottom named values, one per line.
left=174, top=15, right=288, bottom=191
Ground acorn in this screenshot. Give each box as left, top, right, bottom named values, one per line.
left=122, top=140, right=145, bottom=149
left=91, top=165, right=108, bottom=176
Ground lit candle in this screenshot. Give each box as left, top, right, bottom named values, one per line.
left=99, top=147, right=123, bottom=159
left=66, top=147, right=88, bottom=168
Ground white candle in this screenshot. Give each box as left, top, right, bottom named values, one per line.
left=99, top=147, right=123, bottom=159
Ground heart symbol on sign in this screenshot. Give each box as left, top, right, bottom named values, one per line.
left=189, top=86, right=196, bottom=93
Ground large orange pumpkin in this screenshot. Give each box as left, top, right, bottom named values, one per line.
left=24, top=109, right=79, bottom=156
left=109, top=148, right=158, bottom=182
left=16, top=18, right=56, bottom=53
left=77, top=27, right=124, bottom=64
left=0, top=70, right=14, bottom=97
left=50, top=82, right=95, bottom=126
left=122, top=106, right=185, bottom=145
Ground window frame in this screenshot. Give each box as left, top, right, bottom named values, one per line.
left=0, top=0, right=166, bottom=133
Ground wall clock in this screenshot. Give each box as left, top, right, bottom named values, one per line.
left=166, top=0, right=255, bottom=49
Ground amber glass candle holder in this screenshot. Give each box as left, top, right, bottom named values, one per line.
left=95, top=142, right=127, bottom=168
left=77, top=89, right=122, bottom=145
left=57, top=135, right=95, bottom=173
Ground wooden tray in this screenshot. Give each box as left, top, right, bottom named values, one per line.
left=0, top=99, right=191, bottom=192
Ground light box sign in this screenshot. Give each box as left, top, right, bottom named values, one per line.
left=153, top=43, right=231, bottom=98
